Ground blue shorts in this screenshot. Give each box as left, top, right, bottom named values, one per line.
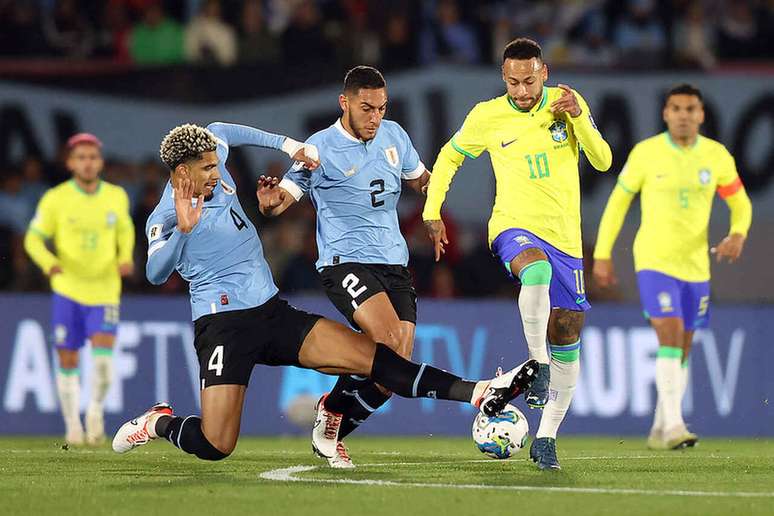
left=492, top=228, right=590, bottom=312
left=51, top=293, right=119, bottom=350
left=636, top=270, right=710, bottom=330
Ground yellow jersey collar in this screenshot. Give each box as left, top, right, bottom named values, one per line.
left=70, top=179, right=102, bottom=196
left=664, top=131, right=700, bottom=151
left=507, top=86, right=548, bottom=114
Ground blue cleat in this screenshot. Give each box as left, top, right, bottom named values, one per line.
left=530, top=437, right=561, bottom=470
left=525, top=363, right=550, bottom=408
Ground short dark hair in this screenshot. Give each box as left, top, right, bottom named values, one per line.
left=343, top=65, right=386, bottom=95
left=665, top=83, right=703, bottom=105
left=503, top=38, right=542, bottom=63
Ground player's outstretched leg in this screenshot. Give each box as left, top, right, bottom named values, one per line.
left=86, top=333, right=116, bottom=446
left=531, top=309, right=583, bottom=470
left=300, top=318, right=538, bottom=460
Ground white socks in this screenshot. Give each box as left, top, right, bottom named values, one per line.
left=655, top=347, right=684, bottom=431
left=518, top=284, right=551, bottom=364
left=652, top=361, right=689, bottom=433
left=56, top=369, right=83, bottom=436
left=88, top=351, right=114, bottom=414
left=536, top=345, right=580, bottom=439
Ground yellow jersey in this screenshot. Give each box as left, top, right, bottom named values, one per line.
left=593, top=132, right=753, bottom=282
left=423, top=87, right=612, bottom=258
left=25, top=179, right=135, bottom=305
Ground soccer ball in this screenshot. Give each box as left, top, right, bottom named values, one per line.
left=472, top=404, right=529, bottom=459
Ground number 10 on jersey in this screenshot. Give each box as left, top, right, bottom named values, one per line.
left=525, top=153, right=550, bottom=179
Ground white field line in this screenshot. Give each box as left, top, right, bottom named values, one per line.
left=259, top=463, right=774, bottom=499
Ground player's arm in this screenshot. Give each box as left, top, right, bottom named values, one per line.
left=423, top=106, right=485, bottom=260
left=257, top=175, right=297, bottom=217
left=712, top=157, right=752, bottom=263
left=206, top=122, right=319, bottom=170
left=146, top=175, right=201, bottom=285
left=551, top=85, right=612, bottom=172
left=116, top=188, right=135, bottom=277
left=592, top=148, right=645, bottom=288
left=404, top=170, right=431, bottom=195
left=23, top=191, right=61, bottom=276
left=397, top=124, right=431, bottom=195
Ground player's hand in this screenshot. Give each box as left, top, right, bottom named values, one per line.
left=256, top=175, right=286, bottom=210
left=592, top=258, right=617, bottom=289
left=711, top=233, right=745, bottom=263
left=118, top=262, right=134, bottom=277
left=49, top=264, right=63, bottom=276
left=550, top=84, right=582, bottom=118
left=424, top=219, right=448, bottom=262
left=292, top=144, right=320, bottom=170
left=173, top=172, right=203, bottom=234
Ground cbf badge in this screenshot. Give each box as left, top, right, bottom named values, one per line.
left=699, top=168, right=711, bottom=185
left=106, top=211, right=117, bottom=227
left=549, top=120, right=568, bottom=142
left=384, top=146, right=399, bottom=168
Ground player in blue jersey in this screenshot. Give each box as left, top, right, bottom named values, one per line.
left=111, top=122, right=537, bottom=462
left=255, top=66, right=431, bottom=467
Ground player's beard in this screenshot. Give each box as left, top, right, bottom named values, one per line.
left=348, top=111, right=377, bottom=142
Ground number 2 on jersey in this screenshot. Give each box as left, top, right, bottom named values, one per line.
left=370, top=179, right=385, bottom=207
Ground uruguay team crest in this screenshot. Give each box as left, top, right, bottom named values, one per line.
left=699, top=168, right=711, bottom=185
left=549, top=120, right=568, bottom=142
left=384, top=146, right=399, bottom=168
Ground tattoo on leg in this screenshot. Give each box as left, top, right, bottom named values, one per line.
left=548, top=309, right=585, bottom=344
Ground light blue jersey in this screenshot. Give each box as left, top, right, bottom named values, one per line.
left=280, top=119, right=424, bottom=270
left=146, top=122, right=284, bottom=321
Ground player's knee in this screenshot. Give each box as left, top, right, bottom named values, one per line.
left=201, top=431, right=236, bottom=459
left=370, top=323, right=403, bottom=354
left=518, top=259, right=552, bottom=286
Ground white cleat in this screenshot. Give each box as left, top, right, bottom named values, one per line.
left=112, top=402, right=173, bottom=454
left=85, top=405, right=105, bottom=446
left=311, top=394, right=342, bottom=459
left=326, top=442, right=356, bottom=469
left=476, top=359, right=539, bottom=417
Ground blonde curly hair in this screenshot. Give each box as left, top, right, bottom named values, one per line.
left=159, top=124, right=218, bottom=170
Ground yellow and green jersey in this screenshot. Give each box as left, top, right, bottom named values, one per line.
left=423, top=86, right=612, bottom=258
left=593, top=133, right=753, bottom=282
left=24, top=179, right=135, bottom=305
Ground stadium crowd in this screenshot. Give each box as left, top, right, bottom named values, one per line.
left=1, top=0, right=772, bottom=70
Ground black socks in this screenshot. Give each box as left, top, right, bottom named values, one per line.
left=155, top=415, right=229, bottom=461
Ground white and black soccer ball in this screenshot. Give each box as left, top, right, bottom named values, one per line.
left=472, top=404, right=529, bottom=459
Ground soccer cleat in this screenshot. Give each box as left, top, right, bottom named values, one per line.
left=311, top=394, right=342, bottom=459
left=325, top=441, right=356, bottom=469
left=530, top=436, right=561, bottom=470
left=85, top=405, right=105, bottom=446
left=112, top=402, right=173, bottom=454
left=525, top=363, right=551, bottom=408
left=646, top=428, right=668, bottom=450
left=476, top=359, right=539, bottom=417
left=664, top=425, right=699, bottom=450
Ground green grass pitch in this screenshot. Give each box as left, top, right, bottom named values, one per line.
left=2, top=436, right=773, bottom=515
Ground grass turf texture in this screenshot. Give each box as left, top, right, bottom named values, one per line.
left=2, top=436, right=773, bottom=515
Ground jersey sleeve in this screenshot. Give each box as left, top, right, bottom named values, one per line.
left=715, top=146, right=743, bottom=199
left=397, top=124, right=425, bottom=180
left=616, top=144, right=647, bottom=194
left=449, top=105, right=486, bottom=159
left=714, top=146, right=752, bottom=237
left=571, top=90, right=612, bottom=172
left=115, top=187, right=135, bottom=265
left=145, top=207, right=188, bottom=285
left=24, top=190, right=59, bottom=274
left=278, top=133, right=319, bottom=201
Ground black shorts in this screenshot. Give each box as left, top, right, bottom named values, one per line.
left=319, top=263, right=417, bottom=330
left=193, top=295, right=322, bottom=388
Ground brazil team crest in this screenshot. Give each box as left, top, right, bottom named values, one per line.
left=384, top=146, right=399, bottom=168
left=699, top=168, right=711, bottom=185
left=106, top=211, right=117, bottom=226
left=549, top=120, right=568, bottom=142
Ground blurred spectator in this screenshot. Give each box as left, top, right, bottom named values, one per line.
left=613, top=0, right=668, bottom=67
left=185, top=0, right=237, bottom=66
left=42, top=0, right=95, bottom=58
left=129, top=3, right=185, bottom=65
left=673, top=1, right=716, bottom=69
left=716, top=1, right=759, bottom=60
left=95, top=2, right=132, bottom=62
left=381, top=13, right=418, bottom=70
left=0, top=1, right=51, bottom=56
left=281, top=0, right=334, bottom=66
left=238, top=0, right=281, bottom=64
left=421, top=0, right=480, bottom=64
left=17, top=158, right=48, bottom=213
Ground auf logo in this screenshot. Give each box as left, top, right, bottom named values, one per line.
left=549, top=120, right=568, bottom=142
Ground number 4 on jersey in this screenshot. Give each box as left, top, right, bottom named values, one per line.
left=230, top=208, right=247, bottom=230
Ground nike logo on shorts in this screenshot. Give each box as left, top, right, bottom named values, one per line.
left=576, top=297, right=586, bottom=304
